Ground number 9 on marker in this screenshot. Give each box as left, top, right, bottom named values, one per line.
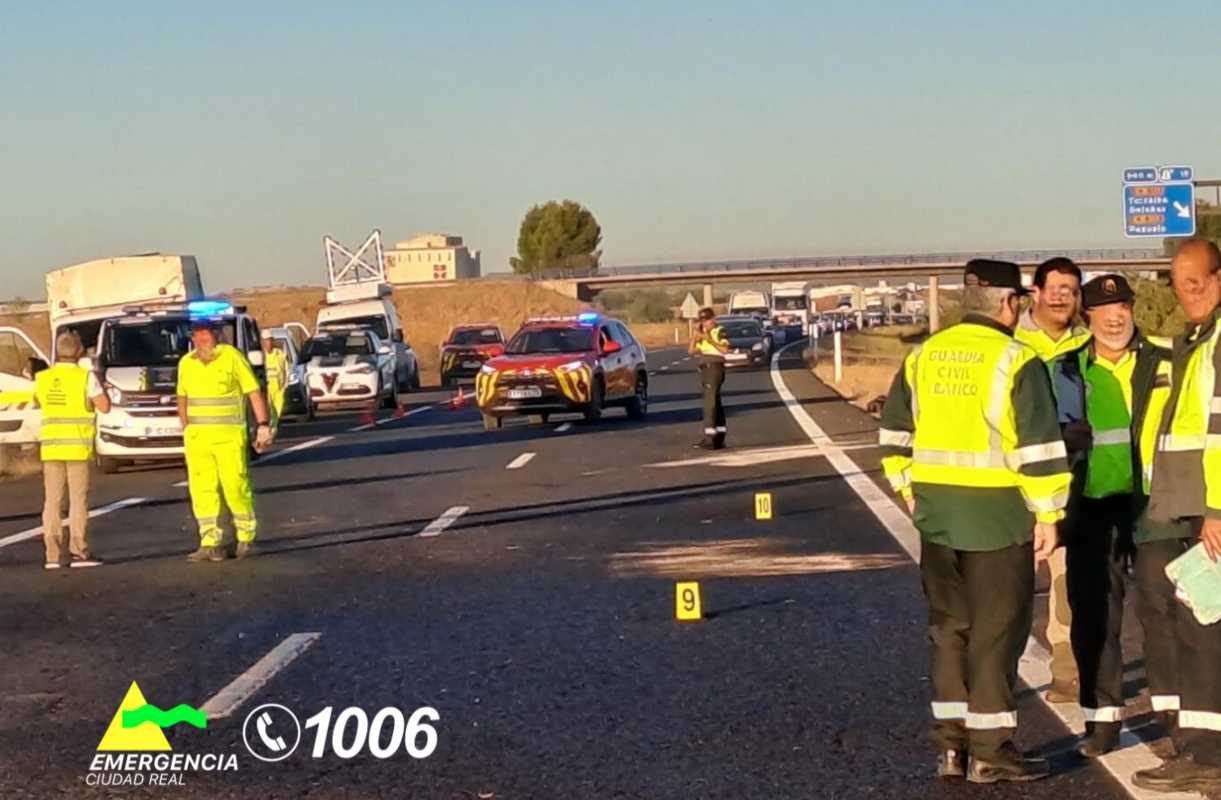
left=675, top=581, right=702, bottom=621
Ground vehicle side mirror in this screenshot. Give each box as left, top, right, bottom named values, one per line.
left=29, top=357, right=49, bottom=376
left=602, top=340, right=623, bottom=355
left=378, top=345, right=391, bottom=356
left=393, top=330, right=404, bottom=343
left=247, top=350, right=266, bottom=368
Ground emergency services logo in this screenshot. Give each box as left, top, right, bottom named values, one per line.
left=86, top=681, right=238, bottom=788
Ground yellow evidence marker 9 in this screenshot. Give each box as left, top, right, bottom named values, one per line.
left=755, top=492, right=773, bottom=520
left=675, top=582, right=702, bottom=621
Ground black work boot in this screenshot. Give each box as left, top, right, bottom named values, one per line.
left=1077, top=722, right=1121, bottom=758
left=967, top=744, right=1050, bottom=784
left=1132, top=754, right=1221, bottom=792
left=712, top=433, right=726, bottom=450
left=936, top=748, right=967, bottom=779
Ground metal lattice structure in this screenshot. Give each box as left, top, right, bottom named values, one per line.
left=323, top=229, right=386, bottom=288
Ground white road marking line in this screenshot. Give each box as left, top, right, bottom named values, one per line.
left=506, top=452, right=535, bottom=470
left=200, top=632, right=321, bottom=720
left=769, top=342, right=1179, bottom=800
left=418, top=505, right=469, bottom=538
left=554, top=423, right=573, bottom=433
left=173, top=479, right=189, bottom=488
left=256, top=435, right=334, bottom=463
left=659, top=366, right=669, bottom=371
left=648, top=443, right=826, bottom=469
left=0, top=496, right=148, bottom=550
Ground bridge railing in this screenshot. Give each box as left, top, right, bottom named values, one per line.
left=593, top=249, right=1166, bottom=277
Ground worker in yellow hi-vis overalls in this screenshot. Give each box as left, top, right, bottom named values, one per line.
left=177, top=318, right=273, bottom=562
left=261, top=329, right=288, bottom=431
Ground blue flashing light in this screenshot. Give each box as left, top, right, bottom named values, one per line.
left=188, top=300, right=234, bottom=318
left=576, top=311, right=601, bottom=325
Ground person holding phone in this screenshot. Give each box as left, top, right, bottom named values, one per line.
left=688, top=308, right=730, bottom=449
left=177, top=317, right=273, bottom=562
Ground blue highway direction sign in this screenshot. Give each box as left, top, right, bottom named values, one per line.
left=1124, top=166, right=1196, bottom=238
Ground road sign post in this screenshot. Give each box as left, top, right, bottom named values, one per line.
left=1123, top=166, right=1196, bottom=239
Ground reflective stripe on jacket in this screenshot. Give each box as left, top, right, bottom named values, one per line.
left=34, top=364, right=95, bottom=461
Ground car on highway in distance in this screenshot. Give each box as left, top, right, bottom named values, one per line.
left=475, top=312, right=648, bottom=430
left=715, top=315, right=773, bottom=368
left=440, top=324, right=505, bottom=387
left=892, top=313, right=916, bottom=325
left=263, top=326, right=314, bottom=422
left=302, top=327, right=396, bottom=412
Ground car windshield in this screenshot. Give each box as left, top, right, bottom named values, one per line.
left=507, top=327, right=594, bottom=354
left=774, top=297, right=807, bottom=311
left=304, top=334, right=372, bottom=359
left=322, top=315, right=389, bottom=340
left=450, top=328, right=501, bottom=346
left=721, top=321, right=762, bottom=338
left=102, top=319, right=238, bottom=367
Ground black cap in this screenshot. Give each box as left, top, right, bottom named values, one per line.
left=963, top=259, right=1029, bottom=294
left=1081, top=274, right=1134, bottom=309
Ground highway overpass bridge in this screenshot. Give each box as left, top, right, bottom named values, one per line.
left=540, top=248, right=1170, bottom=303
left=538, top=248, right=1171, bottom=330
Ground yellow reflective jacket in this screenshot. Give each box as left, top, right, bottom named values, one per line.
left=35, top=363, right=96, bottom=461
left=879, top=315, right=1072, bottom=551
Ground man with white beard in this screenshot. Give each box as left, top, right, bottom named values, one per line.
left=1059, top=274, right=1152, bottom=757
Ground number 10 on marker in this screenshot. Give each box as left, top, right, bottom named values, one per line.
left=755, top=492, right=773, bottom=520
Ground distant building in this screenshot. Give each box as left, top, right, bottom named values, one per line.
left=384, top=234, right=481, bottom=284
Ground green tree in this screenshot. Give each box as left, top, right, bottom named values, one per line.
left=1133, top=276, right=1186, bottom=338
left=511, top=200, right=602, bottom=275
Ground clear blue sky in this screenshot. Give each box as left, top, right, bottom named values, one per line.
left=2, top=1, right=1218, bottom=298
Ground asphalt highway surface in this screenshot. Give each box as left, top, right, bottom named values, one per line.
left=0, top=345, right=1193, bottom=799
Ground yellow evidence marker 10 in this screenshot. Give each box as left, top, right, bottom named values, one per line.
left=675, top=582, right=702, bottom=621
left=754, top=492, right=773, bottom=520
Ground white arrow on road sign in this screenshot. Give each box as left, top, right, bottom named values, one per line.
left=1174, top=202, right=1192, bottom=219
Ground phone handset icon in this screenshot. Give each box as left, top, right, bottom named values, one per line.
left=256, top=711, right=287, bottom=752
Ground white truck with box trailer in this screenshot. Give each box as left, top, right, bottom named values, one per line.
left=770, top=281, right=812, bottom=335
left=0, top=254, right=205, bottom=456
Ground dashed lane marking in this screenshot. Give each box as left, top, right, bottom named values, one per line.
left=769, top=341, right=1183, bottom=800
left=257, top=435, right=336, bottom=463
left=554, top=423, right=573, bottom=433
left=418, top=506, right=470, bottom=538
left=0, top=497, right=148, bottom=550
left=506, top=452, right=536, bottom=470
left=200, top=632, right=321, bottom=720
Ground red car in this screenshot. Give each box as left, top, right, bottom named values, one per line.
left=474, top=313, right=648, bottom=430
left=439, top=324, right=505, bottom=387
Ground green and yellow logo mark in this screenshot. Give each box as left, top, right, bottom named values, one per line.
left=96, top=682, right=208, bottom=752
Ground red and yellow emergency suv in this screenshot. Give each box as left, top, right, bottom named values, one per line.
left=439, top=324, right=505, bottom=387
left=474, top=313, right=648, bottom=430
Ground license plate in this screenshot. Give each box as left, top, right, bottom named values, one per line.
left=726, top=352, right=748, bottom=361
left=462, top=360, right=482, bottom=369
left=147, top=426, right=179, bottom=436
left=507, top=387, right=542, bottom=400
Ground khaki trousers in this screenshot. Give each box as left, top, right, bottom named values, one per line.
left=42, top=460, right=92, bottom=563
left=1046, top=547, right=1078, bottom=683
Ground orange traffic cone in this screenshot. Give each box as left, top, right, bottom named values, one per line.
left=393, top=404, right=407, bottom=420
left=449, top=387, right=468, bottom=410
